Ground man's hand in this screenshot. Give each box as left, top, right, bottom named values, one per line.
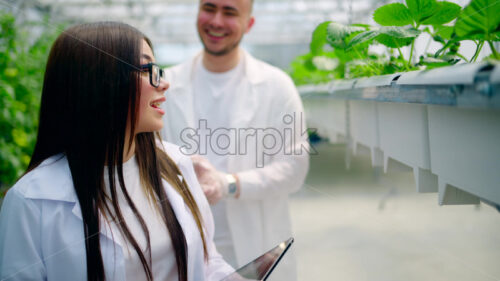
left=191, top=155, right=228, bottom=205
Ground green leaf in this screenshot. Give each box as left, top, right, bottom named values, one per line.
left=334, top=26, right=421, bottom=51
left=326, top=22, right=364, bottom=48
left=374, top=26, right=420, bottom=48
left=420, top=58, right=452, bottom=68
left=439, top=53, right=462, bottom=63
left=310, top=21, right=331, bottom=55
left=419, top=55, right=459, bottom=68
left=494, top=30, right=500, bottom=40
left=374, top=3, right=413, bottom=26
left=12, top=128, right=28, bottom=147
left=376, top=34, right=415, bottom=48
left=406, top=0, right=437, bottom=23
left=4, top=68, right=18, bottom=78
left=379, top=26, right=421, bottom=38
left=347, top=30, right=380, bottom=50
left=454, top=0, right=500, bottom=41
left=422, top=2, right=461, bottom=25
left=435, top=25, right=454, bottom=40
left=2, top=84, right=15, bottom=98
left=350, top=23, right=371, bottom=29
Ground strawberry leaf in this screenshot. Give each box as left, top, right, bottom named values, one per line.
left=406, top=0, right=437, bottom=24
left=454, top=0, right=500, bottom=41
left=373, top=3, right=413, bottom=26
left=422, top=2, right=461, bottom=25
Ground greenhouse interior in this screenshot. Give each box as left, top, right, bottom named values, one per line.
left=1, top=0, right=499, bottom=280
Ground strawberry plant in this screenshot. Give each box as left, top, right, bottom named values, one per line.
left=454, top=0, right=500, bottom=60
left=349, top=0, right=462, bottom=67
left=288, top=0, right=499, bottom=84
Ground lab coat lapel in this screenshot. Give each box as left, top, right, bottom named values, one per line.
left=71, top=200, right=126, bottom=281
left=21, top=155, right=122, bottom=245
left=69, top=201, right=125, bottom=247
left=163, top=177, right=197, bottom=280
left=22, top=155, right=127, bottom=279
left=165, top=87, right=195, bottom=143
left=163, top=54, right=199, bottom=144
left=228, top=50, right=263, bottom=130
left=227, top=50, right=264, bottom=173
left=163, top=178, right=193, bottom=237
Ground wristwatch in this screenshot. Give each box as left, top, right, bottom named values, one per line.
left=225, top=174, right=238, bottom=197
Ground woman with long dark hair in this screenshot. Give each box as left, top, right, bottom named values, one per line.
left=0, top=22, right=233, bottom=281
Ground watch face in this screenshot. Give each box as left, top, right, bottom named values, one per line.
left=226, top=174, right=237, bottom=195
left=228, top=183, right=237, bottom=194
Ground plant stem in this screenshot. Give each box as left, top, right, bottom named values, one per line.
left=471, top=41, right=484, bottom=62
left=408, top=23, right=420, bottom=64
left=435, top=40, right=453, bottom=58
left=456, top=53, right=468, bottom=62
left=488, top=40, right=500, bottom=60
left=397, top=47, right=410, bottom=71
left=409, top=24, right=420, bottom=66
left=409, top=40, right=415, bottom=65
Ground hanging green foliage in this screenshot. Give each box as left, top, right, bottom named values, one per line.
left=0, top=11, right=63, bottom=196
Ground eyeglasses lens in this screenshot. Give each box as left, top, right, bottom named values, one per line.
left=153, top=65, right=160, bottom=87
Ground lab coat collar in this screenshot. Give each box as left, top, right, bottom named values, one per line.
left=22, top=153, right=182, bottom=204
left=21, top=155, right=121, bottom=245
left=242, top=49, right=267, bottom=85
left=169, top=48, right=265, bottom=91
left=23, top=154, right=77, bottom=203
left=21, top=152, right=184, bottom=248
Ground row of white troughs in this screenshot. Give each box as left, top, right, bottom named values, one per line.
left=299, top=62, right=500, bottom=207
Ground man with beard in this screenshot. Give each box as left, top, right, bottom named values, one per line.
left=161, top=1, right=309, bottom=280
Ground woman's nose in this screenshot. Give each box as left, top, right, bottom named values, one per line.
left=158, top=79, right=169, bottom=93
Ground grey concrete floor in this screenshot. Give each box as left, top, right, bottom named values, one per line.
left=289, top=142, right=500, bottom=281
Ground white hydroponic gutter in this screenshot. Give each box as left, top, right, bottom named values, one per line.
left=299, top=62, right=500, bottom=208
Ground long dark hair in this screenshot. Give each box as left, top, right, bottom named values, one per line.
left=27, top=22, right=207, bottom=281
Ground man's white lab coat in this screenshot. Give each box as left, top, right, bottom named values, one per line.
left=0, top=142, right=232, bottom=281
left=161, top=50, right=310, bottom=281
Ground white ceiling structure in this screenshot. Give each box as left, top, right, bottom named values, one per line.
left=3, top=0, right=478, bottom=66
left=0, top=0, right=401, bottom=66
left=26, top=0, right=383, bottom=44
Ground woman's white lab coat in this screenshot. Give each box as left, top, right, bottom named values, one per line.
left=161, top=50, right=310, bottom=281
left=0, top=142, right=233, bottom=281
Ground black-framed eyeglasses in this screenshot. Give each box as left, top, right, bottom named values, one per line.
left=140, top=63, right=164, bottom=88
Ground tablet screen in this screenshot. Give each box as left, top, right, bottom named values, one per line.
left=221, top=238, right=294, bottom=281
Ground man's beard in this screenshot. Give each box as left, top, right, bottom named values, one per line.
left=200, top=34, right=243, bottom=57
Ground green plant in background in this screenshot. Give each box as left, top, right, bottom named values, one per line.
left=288, top=52, right=337, bottom=86
left=347, top=25, right=422, bottom=70
left=0, top=11, right=61, bottom=197
left=350, top=0, right=462, bottom=68
left=454, top=0, right=500, bottom=61
left=288, top=21, right=378, bottom=83
left=288, top=21, right=348, bottom=85
left=288, top=0, right=499, bottom=85
left=289, top=20, right=418, bottom=82
left=327, top=22, right=416, bottom=76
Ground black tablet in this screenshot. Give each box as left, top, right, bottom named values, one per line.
left=220, top=237, right=294, bottom=281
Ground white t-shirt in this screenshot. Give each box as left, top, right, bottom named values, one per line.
left=104, top=155, right=177, bottom=281
left=192, top=55, right=245, bottom=267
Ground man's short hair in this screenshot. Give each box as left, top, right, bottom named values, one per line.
left=199, top=0, right=254, bottom=13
